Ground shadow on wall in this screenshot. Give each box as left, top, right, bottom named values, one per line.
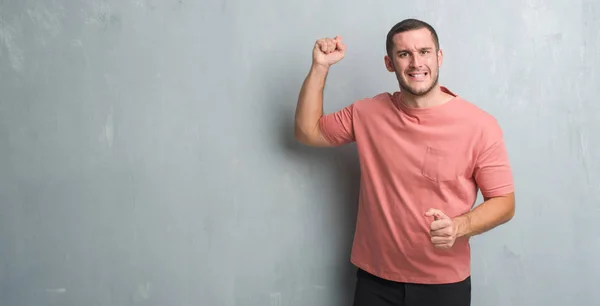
left=265, top=59, right=362, bottom=304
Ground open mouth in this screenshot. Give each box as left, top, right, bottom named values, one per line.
left=407, top=72, right=428, bottom=79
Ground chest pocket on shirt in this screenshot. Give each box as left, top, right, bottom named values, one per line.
left=421, top=146, right=464, bottom=182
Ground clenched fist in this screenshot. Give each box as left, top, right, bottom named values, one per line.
left=313, top=36, right=346, bottom=68
left=425, top=208, right=458, bottom=249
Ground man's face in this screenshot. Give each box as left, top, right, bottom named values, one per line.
left=385, top=28, right=443, bottom=96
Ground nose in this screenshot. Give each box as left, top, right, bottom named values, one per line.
left=410, top=54, right=421, bottom=67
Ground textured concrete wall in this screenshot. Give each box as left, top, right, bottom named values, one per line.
left=1, top=0, right=598, bottom=305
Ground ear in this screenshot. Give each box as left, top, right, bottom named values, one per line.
left=437, top=49, right=443, bottom=67
left=384, top=55, right=395, bottom=72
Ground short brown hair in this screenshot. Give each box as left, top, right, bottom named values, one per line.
left=386, top=18, right=440, bottom=55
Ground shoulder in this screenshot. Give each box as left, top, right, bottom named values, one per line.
left=457, top=98, right=502, bottom=131
left=453, top=97, right=505, bottom=152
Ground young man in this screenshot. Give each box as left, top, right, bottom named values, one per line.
left=294, top=19, right=515, bottom=306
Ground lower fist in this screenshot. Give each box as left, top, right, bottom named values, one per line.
left=425, top=208, right=457, bottom=249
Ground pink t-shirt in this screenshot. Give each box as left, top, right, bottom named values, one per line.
left=319, top=86, right=514, bottom=284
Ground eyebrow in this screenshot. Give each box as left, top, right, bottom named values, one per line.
left=397, top=47, right=434, bottom=54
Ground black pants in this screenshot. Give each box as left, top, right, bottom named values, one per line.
left=352, top=268, right=471, bottom=306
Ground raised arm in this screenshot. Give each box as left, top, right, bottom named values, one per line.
left=294, top=36, right=346, bottom=147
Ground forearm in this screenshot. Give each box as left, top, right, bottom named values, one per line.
left=454, top=192, right=515, bottom=238
left=294, top=64, right=329, bottom=141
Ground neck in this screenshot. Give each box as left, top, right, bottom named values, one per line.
left=399, top=84, right=454, bottom=109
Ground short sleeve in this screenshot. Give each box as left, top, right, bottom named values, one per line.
left=473, top=120, right=514, bottom=198
left=319, top=103, right=355, bottom=146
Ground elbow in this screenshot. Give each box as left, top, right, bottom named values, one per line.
left=293, top=124, right=310, bottom=145
left=294, top=118, right=321, bottom=145
left=507, top=192, right=516, bottom=220
left=294, top=122, right=327, bottom=147
left=484, top=192, right=515, bottom=224
left=500, top=192, right=516, bottom=223
left=507, top=201, right=516, bottom=222
left=504, top=205, right=515, bottom=224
